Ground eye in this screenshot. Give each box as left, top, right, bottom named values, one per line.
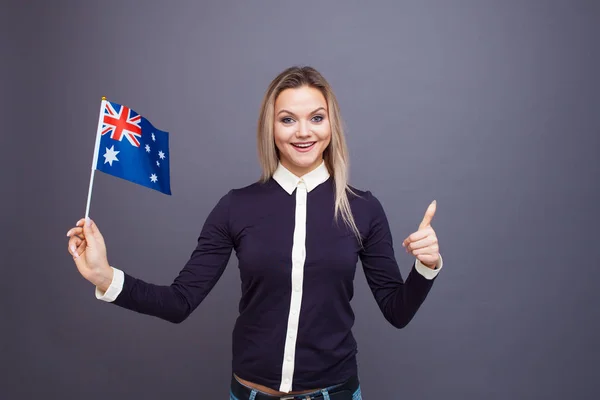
left=312, top=115, right=324, bottom=123
left=281, top=117, right=295, bottom=124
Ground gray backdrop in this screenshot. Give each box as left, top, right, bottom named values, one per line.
left=2, top=0, right=599, bottom=399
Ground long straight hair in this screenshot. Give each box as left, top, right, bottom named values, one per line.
left=257, top=66, right=362, bottom=243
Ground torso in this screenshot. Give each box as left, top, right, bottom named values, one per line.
left=228, top=178, right=365, bottom=389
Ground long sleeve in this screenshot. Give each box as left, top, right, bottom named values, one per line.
left=415, top=255, right=443, bottom=279
left=97, top=190, right=235, bottom=323
left=359, top=192, right=438, bottom=329
left=95, top=267, right=125, bottom=301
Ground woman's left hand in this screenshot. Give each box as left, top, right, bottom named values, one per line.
left=402, top=200, right=440, bottom=269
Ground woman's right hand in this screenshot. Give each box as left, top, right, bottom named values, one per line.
left=66, top=218, right=113, bottom=292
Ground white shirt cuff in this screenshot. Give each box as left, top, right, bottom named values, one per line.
left=95, top=267, right=125, bottom=302
left=415, top=253, right=443, bottom=280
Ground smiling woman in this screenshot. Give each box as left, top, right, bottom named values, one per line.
left=66, top=65, right=443, bottom=400
left=274, top=88, right=331, bottom=176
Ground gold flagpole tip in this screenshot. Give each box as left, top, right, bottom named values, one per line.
left=101, top=96, right=107, bottom=100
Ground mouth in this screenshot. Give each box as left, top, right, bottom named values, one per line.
left=291, top=142, right=316, bottom=152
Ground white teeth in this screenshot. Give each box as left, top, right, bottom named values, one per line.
left=293, top=143, right=314, bottom=148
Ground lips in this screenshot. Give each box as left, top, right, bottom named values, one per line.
left=291, top=142, right=316, bottom=152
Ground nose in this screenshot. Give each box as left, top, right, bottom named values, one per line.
left=295, top=120, right=311, bottom=138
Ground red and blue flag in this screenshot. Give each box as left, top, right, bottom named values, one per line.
left=94, top=100, right=171, bottom=195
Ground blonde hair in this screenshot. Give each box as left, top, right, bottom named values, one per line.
left=257, top=66, right=362, bottom=243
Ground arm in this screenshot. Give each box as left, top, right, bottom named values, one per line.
left=359, top=193, right=440, bottom=329
left=95, top=190, right=235, bottom=323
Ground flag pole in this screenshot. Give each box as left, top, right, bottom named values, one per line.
left=85, top=96, right=107, bottom=219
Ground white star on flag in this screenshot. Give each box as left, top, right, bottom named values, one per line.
left=150, top=174, right=158, bottom=183
left=145, top=144, right=151, bottom=153
left=156, top=160, right=160, bottom=167
left=151, top=133, right=156, bottom=142
left=158, top=150, right=166, bottom=160
left=103, top=145, right=120, bottom=166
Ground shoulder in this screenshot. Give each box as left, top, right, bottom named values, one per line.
left=347, top=184, right=382, bottom=207
left=212, top=179, right=279, bottom=215
left=227, top=179, right=277, bottom=201
left=206, top=180, right=275, bottom=222
left=346, top=184, right=387, bottom=220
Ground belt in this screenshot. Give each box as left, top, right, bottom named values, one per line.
left=230, top=375, right=360, bottom=400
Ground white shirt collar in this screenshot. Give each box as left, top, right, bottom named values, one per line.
left=273, top=160, right=330, bottom=194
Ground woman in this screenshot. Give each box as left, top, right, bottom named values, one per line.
left=66, top=66, right=443, bottom=400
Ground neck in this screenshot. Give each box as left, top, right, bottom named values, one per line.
left=280, top=159, right=324, bottom=177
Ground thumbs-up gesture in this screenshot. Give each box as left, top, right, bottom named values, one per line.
left=402, top=200, right=440, bottom=269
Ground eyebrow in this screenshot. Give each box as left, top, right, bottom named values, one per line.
left=276, top=107, right=327, bottom=117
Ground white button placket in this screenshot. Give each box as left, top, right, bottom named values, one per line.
left=279, top=180, right=308, bottom=393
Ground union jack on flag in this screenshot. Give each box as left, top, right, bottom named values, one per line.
left=93, top=100, right=171, bottom=195
left=101, top=102, right=143, bottom=148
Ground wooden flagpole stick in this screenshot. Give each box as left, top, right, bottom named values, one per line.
left=85, top=96, right=107, bottom=220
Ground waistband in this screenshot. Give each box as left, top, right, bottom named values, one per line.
left=230, top=375, right=360, bottom=400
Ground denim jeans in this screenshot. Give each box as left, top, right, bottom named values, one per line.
left=229, top=376, right=362, bottom=400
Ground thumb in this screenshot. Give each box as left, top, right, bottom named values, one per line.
left=418, top=200, right=437, bottom=230
left=83, top=218, right=99, bottom=245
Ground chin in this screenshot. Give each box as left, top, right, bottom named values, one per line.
left=277, top=141, right=328, bottom=175
left=289, top=156, right=322, bottom=171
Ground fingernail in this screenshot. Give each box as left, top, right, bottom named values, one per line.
left=70, top=245, right=78, bottom=258
left=66, top=230, right=70, bottom=237
left=86, top=217, right=91, bottom=226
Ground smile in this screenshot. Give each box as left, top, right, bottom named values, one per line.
left=291, top=142, right=316, bottom=152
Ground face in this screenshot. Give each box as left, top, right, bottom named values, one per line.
left=273, top=85, right=331, bottom=177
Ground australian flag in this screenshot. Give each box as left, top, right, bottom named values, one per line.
left=95, top=100, right=171, bottom=195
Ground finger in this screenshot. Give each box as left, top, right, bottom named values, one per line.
left=418, top=200, right=437, bottom=230
left=69, top=234, right=82, bottom=244
left=406, top=235, right=436, bottom=251
left=69, top=236, right=87, bottom=258
left=66, top=227, right=84, bottom=238
left=83, top=218, right=98, bottom=244
left=417, top=253, right=439, bottom=265
left=68, top=236, right=83, bottom=258
left=68, top=235, right=83, bottom=247
left=402, top=228, right=432, bottom=247
left=411, top=244, right=439, bottom=256
left=75, top=239, right=87, bottom=257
